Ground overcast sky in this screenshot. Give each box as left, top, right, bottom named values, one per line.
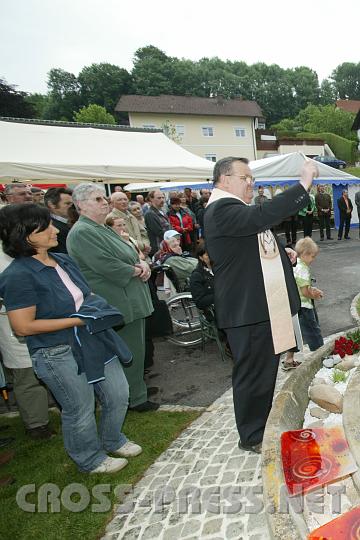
left=1, top=0, right=359, bottom=94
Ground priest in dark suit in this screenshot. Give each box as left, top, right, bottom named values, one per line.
left=204, top=157, right=318, bottom=453
left=44, top=187, right=73, bottom=253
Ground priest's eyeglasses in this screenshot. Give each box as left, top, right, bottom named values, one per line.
left=225, top=174, right=254, bottom=183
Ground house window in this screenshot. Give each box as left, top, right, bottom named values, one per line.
left=234, top=127, right=246, bottom=138
left=257, top=122, right=266, bottom=130
left=202, top=126, right=214, bottom=137
left=175, top=125, right=185, bottom=137
left=205, top=154, right=217, bottom=162
left=142, top=124, right=156, bottom=129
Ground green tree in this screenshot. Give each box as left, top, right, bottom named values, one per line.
left=132, top=45, right=174, bottom=95
left=194, top=57, right=242, bottom=98
left=0, top=79, right=35, bottom=118
left=74, top=104, right=116, bottom=124
left=331, top=62, right=360, bottom=99
left=319, top=79, right=337, bottom=105
left=161, top=120, right=182, bottom=143
left=25, top=93, right=50, bottom=118
left=288, top=66, right=319, bottom=111
left=43, top=68, right=82, bottom=120
left=301, top=104, right=356, bottom=139
left=247, top=63, right=295, bottom=124
left=78, top=63, right=132, bottom=113
left=273, top=104, right=356, bottom=140
left=271, top=117, right=298, bottom=133
left=170, top=58, right=200, bottom=96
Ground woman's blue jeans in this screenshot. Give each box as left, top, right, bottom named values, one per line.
left=31, top=344, right=129, bottom=472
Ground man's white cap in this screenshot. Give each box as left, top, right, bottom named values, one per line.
left=164, top=230, right=181, bottom=241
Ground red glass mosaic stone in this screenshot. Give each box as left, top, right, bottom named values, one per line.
left=308, top=505, right=360, bottom=539
left=281, top=427, right=357, bottom=496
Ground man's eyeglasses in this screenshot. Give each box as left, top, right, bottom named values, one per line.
left=225, top=174, right=254, bottom=183
left=86, top=196, right=108, bottom=203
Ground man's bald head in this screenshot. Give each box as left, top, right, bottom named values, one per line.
left=111, top=191, right=129, bottom=211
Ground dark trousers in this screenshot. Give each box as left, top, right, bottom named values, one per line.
left=225, top=321, right=279, bottom=446
left=11, top=367, right=49, bottom=430
left=319, top=213, right=331, bottom=239
left=338, top=213, right=351, bottom=239
left=284, top=217, right=297, bottom=245
left=301, top=214, right=313, bottom=237
left=144, top=318, right=154, bottom=370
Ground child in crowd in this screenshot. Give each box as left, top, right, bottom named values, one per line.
left=282, top=237, right=324, bottom=370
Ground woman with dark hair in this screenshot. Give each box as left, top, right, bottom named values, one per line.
left=167, top=196, right=194, bottom=252
left=0, top=204, right=142, bottom=474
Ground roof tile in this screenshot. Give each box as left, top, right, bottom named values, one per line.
left=116, top=94, right=263, bottom=117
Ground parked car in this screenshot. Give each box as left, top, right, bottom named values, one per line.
left=313, top=155, right=347, bottom=169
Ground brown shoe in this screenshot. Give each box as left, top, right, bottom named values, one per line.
left=26, top=425, right=56, bottom=440
left=0, top=450, right=15, bottom=466
left=0, top=475, right=15, bottom=487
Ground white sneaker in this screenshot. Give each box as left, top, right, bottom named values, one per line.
left=90, top=456, right=128, bottom=474
left=114, top=441, right=143, bottom=457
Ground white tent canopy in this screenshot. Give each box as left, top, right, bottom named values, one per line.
left=250, top=152, right=359, bottom=186
left=0, top=120, right=213, bottom=183
left=125, top=152, right=360, bottom=192
left=124, top=180, right=214, bottom=192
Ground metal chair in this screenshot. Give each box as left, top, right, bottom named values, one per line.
left=198, top=307, right=228, bottom=362
left=150, top=264, right=202, bottom=347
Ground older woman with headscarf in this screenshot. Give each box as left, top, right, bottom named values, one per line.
left=154, top=230, right=198, bottom=290
left=67, top=184, right=156, bottom=412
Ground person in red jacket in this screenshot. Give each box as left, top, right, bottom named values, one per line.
left=167, top=196, right=194, bottom=252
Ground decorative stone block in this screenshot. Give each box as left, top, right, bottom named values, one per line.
left=310, top=406, right=330, bottom=419
left=308, top=384, right=343, bottom=413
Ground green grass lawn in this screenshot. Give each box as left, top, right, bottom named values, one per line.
left=345, top=166, right=360, bottom=177
left=0, top=409, right=200, bottom=540
left=356, top=297, right=360, bottom=316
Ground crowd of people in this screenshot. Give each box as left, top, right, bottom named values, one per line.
left=0, top=182, right=209, bottom=477
left=0, top=167, right=357, bottom=478
left=256, top=183, right=358, bottom=246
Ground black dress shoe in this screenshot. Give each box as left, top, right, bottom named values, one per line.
left=26, top=425, right=56, bottom=440
left=129, top=401, right=160, bottom=412
left=320, top=237, right=324, bottom=241
left=344, top=236, right=351, bottom=240
left=327, top=237, right=333, bottom=240
left=238, top=440, right=262, bottom=454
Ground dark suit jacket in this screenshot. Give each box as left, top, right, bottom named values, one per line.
left=49, top=217, right=70, bottom=254
left=204, top=184, right=309, bottom=329
left=337, top=196, right=353, bottom=216
left=144, top=207, right=169, bottom=256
